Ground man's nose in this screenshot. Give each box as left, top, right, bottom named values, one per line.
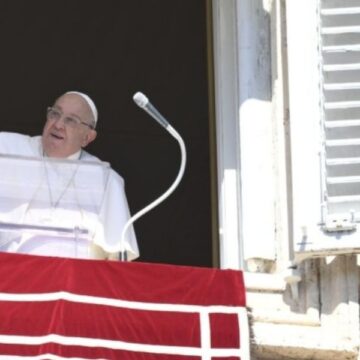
left=53, top=116, right=66, bottom=129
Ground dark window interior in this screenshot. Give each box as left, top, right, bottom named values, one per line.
left=0, top=0, right=215, bottom=267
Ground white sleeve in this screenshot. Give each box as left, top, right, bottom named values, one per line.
left=93, top=169, right=139, bottom=260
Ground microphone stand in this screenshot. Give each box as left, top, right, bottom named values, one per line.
left=119, top=93, right=187, bottom=261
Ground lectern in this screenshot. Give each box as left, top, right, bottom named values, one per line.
left=0, top=154, right=137, bottom=259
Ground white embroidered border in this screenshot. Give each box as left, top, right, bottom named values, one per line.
left=0, top=355, right=106, bottom=360
left=0, top=291, right=249, bottom=360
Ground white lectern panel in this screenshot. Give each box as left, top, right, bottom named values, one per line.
left=0, top=154, right=110, bottom=258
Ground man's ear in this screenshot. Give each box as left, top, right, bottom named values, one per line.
left=82, top=129, right=97, bottom=148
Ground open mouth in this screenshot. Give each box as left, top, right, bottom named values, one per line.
left=50, top=133, right=64, bottom=140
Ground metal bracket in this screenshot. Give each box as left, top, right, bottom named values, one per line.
left=323, top=214, right=357, bottom=233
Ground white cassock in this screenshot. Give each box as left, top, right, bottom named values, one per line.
left=0, top=132, right=139, bottom=260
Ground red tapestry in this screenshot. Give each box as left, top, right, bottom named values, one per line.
left=0, top=252, right=248, bottom=360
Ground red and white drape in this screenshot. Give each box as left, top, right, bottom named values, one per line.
left=0, top=252, right=248, bottom=359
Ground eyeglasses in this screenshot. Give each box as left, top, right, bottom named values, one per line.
left=46, top=107, right=95, bottom=130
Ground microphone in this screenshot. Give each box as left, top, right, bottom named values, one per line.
left=119, top=92, right=187, bottom=261
left=133, top=92, right=169, bottom=129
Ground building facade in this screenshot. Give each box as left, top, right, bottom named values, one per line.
left=212, top=1, right=360, bottom=358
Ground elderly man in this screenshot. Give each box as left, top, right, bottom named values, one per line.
left=0, top=91, right=139, bottom=260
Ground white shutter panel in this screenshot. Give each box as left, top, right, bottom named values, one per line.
left=286, top=0, right=360, bottom=263
left=321, top=0, right=360, bottom=231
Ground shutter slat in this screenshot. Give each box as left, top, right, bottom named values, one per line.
left=327, top=175, right=360, bottom=184
left=324, top=101, right=360, bottom=109
left=322, top=26, right=360, bottom=34
left=327, top=157, right=360, bottom=165
left=325, top=120, right=360, bottom=127
left=323, top=44, right=360, bottom=52
left=324, top=63, right=360, bottom=71
left=322, top=7, right=360, bottom=16
left=324, top=82, right=360, bottom=90
left=326, top=138, right=360, bottom=146
left=327, top=195, right=360, bottom=203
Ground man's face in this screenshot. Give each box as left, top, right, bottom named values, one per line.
left=42, top=93, right=97, bottom=158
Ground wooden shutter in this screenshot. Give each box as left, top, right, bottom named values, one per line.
left=321, top=0, right=360, bottom=231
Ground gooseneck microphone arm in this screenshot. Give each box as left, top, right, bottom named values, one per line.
left=119, top=92, right=187, bottom=261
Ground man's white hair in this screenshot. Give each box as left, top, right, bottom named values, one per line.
left=65, top=91, right=98, bottom=126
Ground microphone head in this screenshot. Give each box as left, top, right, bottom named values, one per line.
left=133, top=92, right=149, bottom=108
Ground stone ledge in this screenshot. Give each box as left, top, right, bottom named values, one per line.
left=244, top=272, right=287, bottom=292
left=251, top=322, right=358, bottom=360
